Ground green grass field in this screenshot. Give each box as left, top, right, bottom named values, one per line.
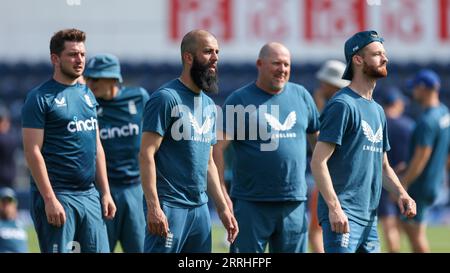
left=26, top=223, right=450, bottom=253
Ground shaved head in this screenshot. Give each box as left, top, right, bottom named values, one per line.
left=179, top=29, right=220, bottom=93
left=256, top=42, right=291, bottom=93
left=181, top=29, right=216, bottom=63
left=258, top=42, right=290, bottom=60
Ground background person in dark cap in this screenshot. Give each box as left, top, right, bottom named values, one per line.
left=400, top=69, right=449, bottom=253
left=311, top=30, right=416, bottom=253
left=84, top=53, right=150, bottom=253
left=0, top=105, right=19, bottom=189
left=376, top=86, right=415, bottom=253
left=0, top=187, right=28, bottom=252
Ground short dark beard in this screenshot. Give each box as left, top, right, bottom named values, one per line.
left=190, top=57, right=219, bottom=94
left=60, top=63, right=82, bottom=81
left=363, top=61, right=388, bottom=78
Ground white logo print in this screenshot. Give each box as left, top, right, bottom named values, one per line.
left=189, top=112, right=213, bottom=135
left=97, top=107, right=103, bottom=116
left=439, top=114, right=450, bottom=129
left=341, top=232, right=350, bottom=248
left=54, top=97, right=66, bottom=107
left=100, top=123, right=139, bottom=139
left=67, top=116, right=97, bottom=133
left=84, top=94, right=94, bottom=107
left=264, top=111, right=297, bottom=131
left=128, top=100, right=137, bottom=115
left=361, top=120, right=383, bottom=144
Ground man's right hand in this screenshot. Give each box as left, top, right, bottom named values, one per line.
left=44, top=198, right=66, bottom=228
left=329, top=208, right=350, bottom=234
left=147, top=206, right=169, bottom=237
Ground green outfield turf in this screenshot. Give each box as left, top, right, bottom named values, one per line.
left=26, top=223, right=450, bottom=253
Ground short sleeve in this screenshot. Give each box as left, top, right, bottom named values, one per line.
left=21, top=92, right=46, bottom=129
left=414, top=121, right=435, bottom=148
left=142, top=90, right=176, bottom=136
left=140, top=87, right=150, bottom=106
left=318, top=100, right=350, bottom=146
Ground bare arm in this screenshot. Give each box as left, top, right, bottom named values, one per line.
left=382, top=153, right=416, bottom=218
left=22, top=128, right=66, bottom=227
left=401, top=146, right=432, bottom=189
left=207, top=147, right=238, bottom=243
left=212, top=130, right=233, bottom=212
left=313, top=89, right=326, bottom=113
left=95, top=129, right=116, bottom=220
left=310, top=141, right=349, bottom=233
left=139, top=131, right=169, bottom=237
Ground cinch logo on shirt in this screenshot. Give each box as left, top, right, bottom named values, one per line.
left=264, top=111, right=297, bottom=139
left=67, top=116, right=97, bottom=133
left=100, top=123, right=139, bottom=139
left=361, top=120, right=383, bottom=153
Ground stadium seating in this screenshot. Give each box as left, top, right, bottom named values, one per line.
left=1, top=60, right=448, bottom=162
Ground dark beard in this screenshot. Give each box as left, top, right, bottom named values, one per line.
left=60, top=63, right=83, bottom=80
left=190, top=57, right=219, bottom=94
left=363, top=61, right=388, bottom=78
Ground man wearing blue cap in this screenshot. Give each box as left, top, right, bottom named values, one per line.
left=22, top=29, right=116, bottom=253
left=0, top=187, right=28, bottom=253
left=377, top=87, right=415, bottom=252
left=0, top=105, right=18, bottom=189
left=140, top=30, right=238, bottom=253
left=400, top=69, right=449, bottom=252
left=84, top=54, right=149, bottom=252
left=311, top=30, right=416, bottom=253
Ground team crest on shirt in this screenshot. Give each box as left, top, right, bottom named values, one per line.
left=170, top=99, right=215, bottom=143
left=54, top=97, right=67, bottom=107
left=170, top=111, right=214, bottom=143
left=84, top=94, right=94, bottom=108
left=128, top=100, right=137, bottom=115
left=361, top=120, right=383, bottom=153
left=264, top=111, right=297, bottom=139
left=361, top=120, right=382, bottom=144
left=189, top=112, right=213, bottom=135
left=439, top=114, right=450, bottom=129
left=264, top=111, right=296, bottom=131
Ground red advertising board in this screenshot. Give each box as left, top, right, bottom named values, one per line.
left=170, top=0, right=232, bottom=41
left=304, top=0, right=366, bottom=41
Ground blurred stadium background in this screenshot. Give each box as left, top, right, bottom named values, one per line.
left=1, top=0, right=450, bottom=252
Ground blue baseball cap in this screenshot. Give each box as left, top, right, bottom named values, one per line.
left=342, top=30, right=384, bottom=80
left=0, top=187, right=17, bottom=202
left=377, top=86, right=405, bottom=106
left=407, top=69, right=441, bottom=90
left=84, top=53, right=123, bottom=83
